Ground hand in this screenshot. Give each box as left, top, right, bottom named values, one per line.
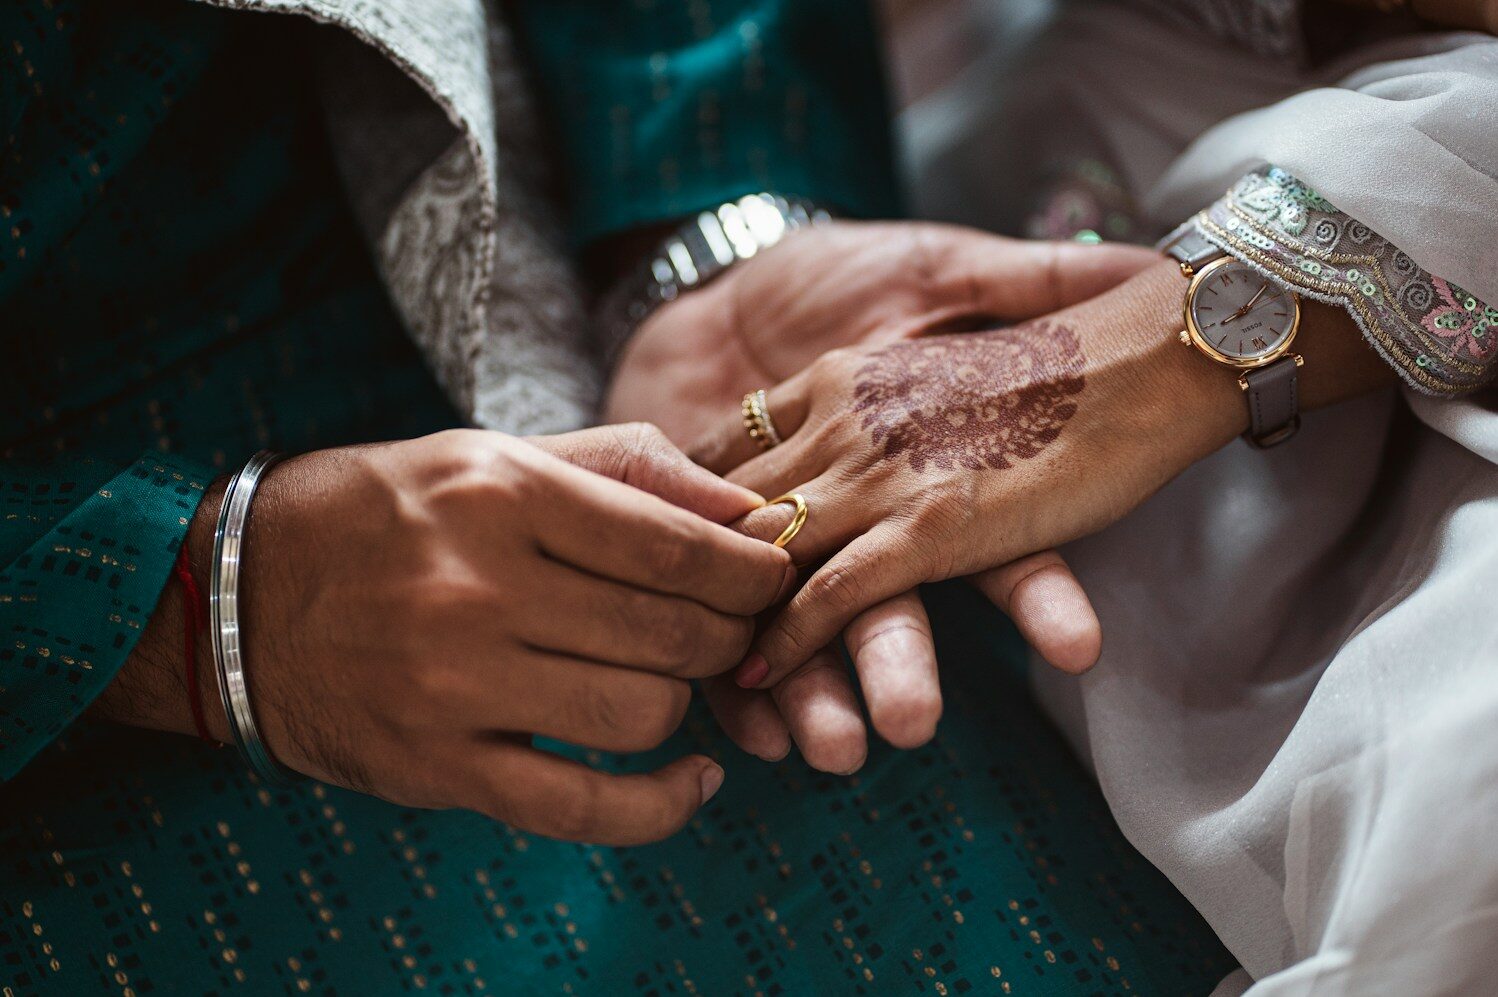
left=698, top=259, right=1393, bottom=689
left=608, top=221, right=1159, bottom=772
left=694, top=262, right=1250, bottom=689
left=99, top=425, right=793, bottom=845
left=605, top=220, right=1159, bottom=437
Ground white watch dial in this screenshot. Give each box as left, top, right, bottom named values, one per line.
left=1189, top=260, right=1296, bottom=362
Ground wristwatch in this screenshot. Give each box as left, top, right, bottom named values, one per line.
left=1159, top=222, right=1303, bottom=448
left=596, top=192, right=829, bottom=366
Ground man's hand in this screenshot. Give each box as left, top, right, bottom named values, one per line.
left=606, top=220, right=1160, bottom=437
left=607, top=221, right=1159, bottom=772
left=97, top=425, right=792, bottom=846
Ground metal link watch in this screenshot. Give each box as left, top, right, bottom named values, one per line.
left=1158, top=222, right=1304, bottom=448
left=596, top=193, right=830, bottom=366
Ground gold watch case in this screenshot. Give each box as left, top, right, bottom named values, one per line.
left=1178, top=256, right=1301, bottom=370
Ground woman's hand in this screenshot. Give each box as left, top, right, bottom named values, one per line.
left=99, top=425, right=793, bottom=845
left=694, top=261, right=1252, bottom=688
left=607, top=223, right=1158, bottom=771
left=699, top=258, right=1394, bottom=690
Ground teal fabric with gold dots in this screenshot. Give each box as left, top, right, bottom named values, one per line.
left=509, top=0, right=903, bottom=248
left=0, top=1, right=1234, bottom=993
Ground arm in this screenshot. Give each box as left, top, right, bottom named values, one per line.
left=693, top=251, right=1399, bottom=686
left=27, top=429, right=798, bottom=845
left=0, top=454, right=213, bottom=779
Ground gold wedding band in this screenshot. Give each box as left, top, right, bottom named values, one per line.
left=766, top=493, right=808, bottom=549
left=741, top=389, right=782, bottom=451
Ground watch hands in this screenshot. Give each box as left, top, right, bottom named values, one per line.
left=1221, top=283, right=1270, bottom=325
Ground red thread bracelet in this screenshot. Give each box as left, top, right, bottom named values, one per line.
left=174, top=542, right=213, bottom=742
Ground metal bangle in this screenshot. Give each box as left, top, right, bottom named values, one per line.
left=209, top=449, right=299, bottom=784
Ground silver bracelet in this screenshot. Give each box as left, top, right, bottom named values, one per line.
left=209, top=449, right=299, bottom=784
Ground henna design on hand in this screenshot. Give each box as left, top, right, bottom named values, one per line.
left=851, top=321, right=1086, bottom=473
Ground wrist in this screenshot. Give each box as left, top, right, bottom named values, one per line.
left=91, top=475, right=231, bottom=742
left=1086, top=260, right=1249, bottom=461
left=1095, top=256, right=1396, bottom=463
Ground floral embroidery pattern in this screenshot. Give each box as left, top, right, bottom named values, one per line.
left=1197, top=168, right=1495, bottom=395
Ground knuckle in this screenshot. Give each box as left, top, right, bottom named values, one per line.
left=424, top=442, right=535, bottom=513
left=473, top=782, right=520, bottom=828
left=406, top=577, right=488, bottom=636
left=465, top=763, right=522, bottom=825
left=1042, top=241, right=1065, bottom=306
left=630, top=680, right=692, bottom=751
left=544, top=783, right=601, bottom=842
left=621, top=421, right=669, bottom=451
left=576, top=681, right=628, bottom=739
left=650, top=608, right=699, bottom=674
left=768, top=612, right=817, bottom=663
left=807, top=561, right=866, bottom=616
left=907, top=226, right=949, bottom=304
left=692, top=613, right=755, bottom=674
left=815, top=346, right=857, bottom=373
left=595, top=422, right=664, bottom=479
left=913, top=482, right=976, bottom=534
left=640, top=521, right=696, bottom=583
left=404, top=659, right=465, bottom=706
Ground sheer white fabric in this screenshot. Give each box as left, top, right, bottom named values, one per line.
left=899, top=1, right=1498, bottom=991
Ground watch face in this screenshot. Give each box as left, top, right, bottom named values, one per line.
left=1188, top=259, right=1297, bottom=364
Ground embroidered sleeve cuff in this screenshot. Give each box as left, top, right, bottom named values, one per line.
left=1193, top=167, right=1496, bottom=396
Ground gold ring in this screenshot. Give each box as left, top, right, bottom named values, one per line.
left=766, top=493, right=808, bottom=549
left=741, top=389, right=782, bottom=451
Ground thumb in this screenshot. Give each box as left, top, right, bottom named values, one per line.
left=953, top=233, right=1160, bottom=319
left=531, top=423, right=766, bottom=525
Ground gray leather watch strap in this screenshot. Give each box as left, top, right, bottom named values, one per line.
left=1242, top=355, right=1301, bottom=448
left=1161, top=219, right=1302, bottom=448
left=1157, top=220, right=1224, bottom=270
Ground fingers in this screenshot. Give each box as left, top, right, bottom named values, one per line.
left=473, top=650, right=695, bottom=753
left=944, top=233, right=1161, bottom=318
left=519, top=560, right=756, bottom=678
left=736, top=524, right=929, bottom=690
left=730, top=466, right=882, bottom=567
left=531, top=456, right=793, bottom=616
left=689, top=381, right=811, bottom=478
left=467, top=741, right=723, bottom=846
left=700, top=675, right=792, bottom=762
left=844, top=591, right=941, bottom=749
left=537, top=423, right=768, bottom=525
left=969, top=550, right=1101, bottom=674
left=771, top=648, right=867, bottom=775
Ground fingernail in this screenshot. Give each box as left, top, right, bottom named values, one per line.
left=699, top=763, right=725, bottom=804
left=735, top=653, right=769, bottom=688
